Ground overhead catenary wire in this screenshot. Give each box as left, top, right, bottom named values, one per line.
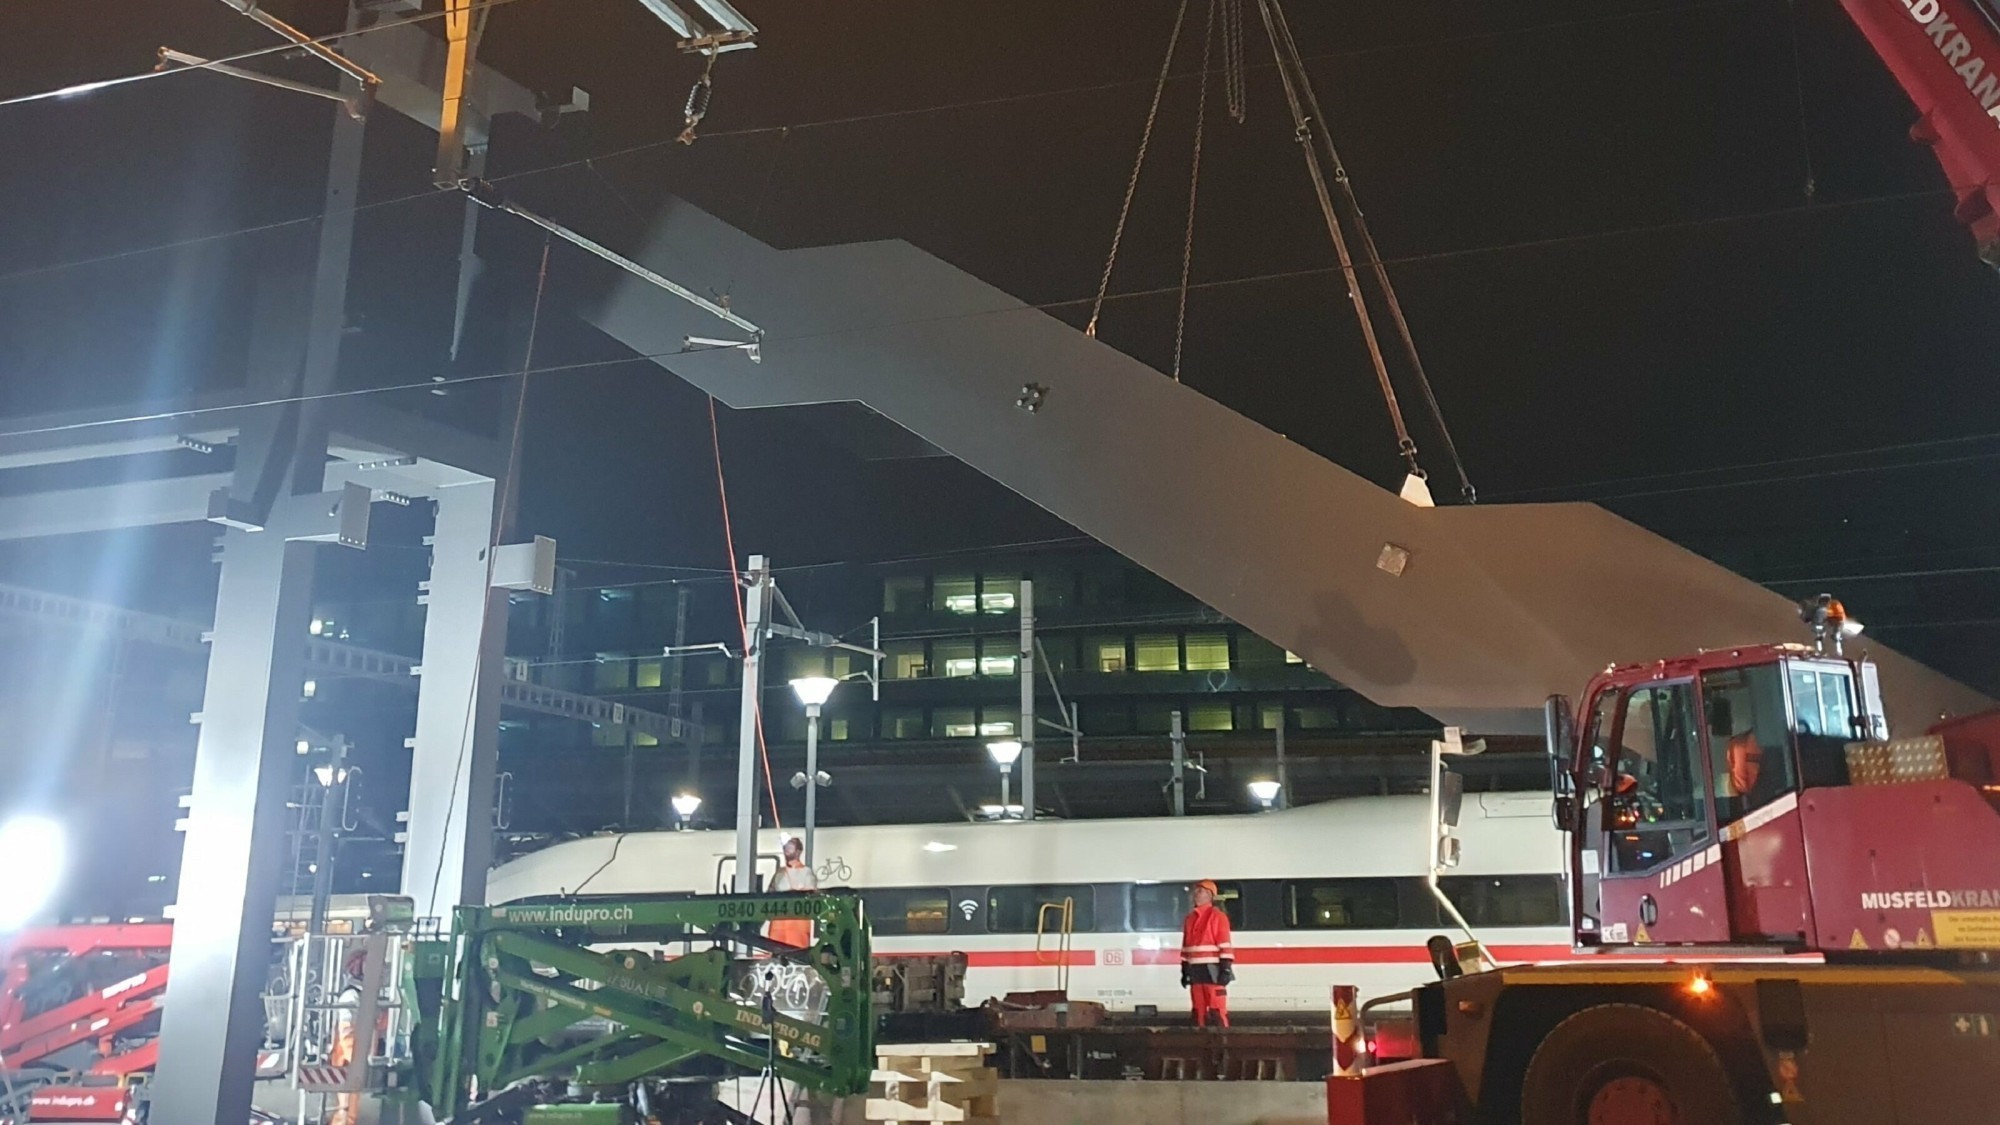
left=0, top=0, right=1774, bottom=295
left=0, top=0, right=531, bottom=111
left=0, top=180, right=1958, bottom=457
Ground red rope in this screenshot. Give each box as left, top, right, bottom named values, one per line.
left=708, top=395, right=783, bottom=831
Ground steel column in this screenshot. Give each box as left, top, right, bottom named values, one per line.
left=401, top=480, right=510, bottom=918
left=152, top=529, right=317, bottom=1123
left=733, top=556, right=771, bottom=892
left=803, top=702, right=821, bottom=869
left=1170, top=710, right=1187, bottom=816
left=1019, top=579, right=1034, bottom=821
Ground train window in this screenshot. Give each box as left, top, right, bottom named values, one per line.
left=1286, top=879, right=1400, bottom=929
left=1127, top=882, right=1243, bottom=931
left=1438, top=875, right=1566, bottom=927
left=987, top=884, right=1096, bottom=933
left=863, top=887, right=952, bottom=936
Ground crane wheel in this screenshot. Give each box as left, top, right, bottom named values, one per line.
left=1519, top=1003, right=1742, bottom=1125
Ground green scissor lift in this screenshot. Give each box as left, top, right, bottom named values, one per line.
left=396, top=892, right=874, bottom=1124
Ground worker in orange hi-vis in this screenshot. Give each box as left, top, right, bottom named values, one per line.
left=1179, top=879, right=1234, bottom=1028
left=764, top=835, right=818, bottom=949
left=328, top=951, right=367, bottom=1125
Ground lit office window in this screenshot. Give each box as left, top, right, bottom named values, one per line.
left=979, top=720, right=1016, bottom=737
left=936, top=574, right=977, bottom=614
left=980, top=654, right=1018, bottom=677
left=594, top=657, right=630, bottom=691
left=1284, top=650, right=1305, bottom=665
left=1134, top=635, right=1179, bottom=672
left=885, top=640, right=926, bottom=680
left=1090, top=636, right=1127, bottom=673
left=1188, top=703, right=1233, bottom=731
left=1184, top=632, right=1229, bottom=671
left=829, top=719, right=849, bottom=741
left=936, top=638, right=976, bottom=678
left=981, top=574, right=1020, bottom=613
left=934, top=708, right=977, bottom=738
left=635, top=661, right=663, bottom=689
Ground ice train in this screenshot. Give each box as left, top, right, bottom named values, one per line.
left=487, top=793, right=1568, bottom=1012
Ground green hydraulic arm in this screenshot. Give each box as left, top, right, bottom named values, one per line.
left=402, top=892, right=873, bottom=1123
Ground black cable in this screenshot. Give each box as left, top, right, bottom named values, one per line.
left=564, top=833, right=627, bottom=897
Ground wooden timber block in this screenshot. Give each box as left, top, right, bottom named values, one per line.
left=868, top=1044, right=999, bottom=1123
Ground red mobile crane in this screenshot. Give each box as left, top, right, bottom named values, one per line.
left=1841, top=0, right=2000, bottom=262
left=0, top=924, right=170, bottom=1124
left=1329, top=600, right=2000, bottom=1124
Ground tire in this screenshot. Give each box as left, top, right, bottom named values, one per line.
left=1519, top=1003, right=1742, bottom=1125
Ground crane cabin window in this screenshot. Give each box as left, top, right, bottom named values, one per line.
left=1790, top=663, right=1859, bottom=787
left=1609, top=681, right=1710, bottom=874
left=1701, top=664, right=1797, bottom=822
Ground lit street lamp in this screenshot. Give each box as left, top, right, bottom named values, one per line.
left=1247, top=778, right=1283, bottom=809
left=790, top=676, right=840, bottom=867
left=671, top=791, right=703, bottom=830
left=987, top=739, right=1024, bottom=818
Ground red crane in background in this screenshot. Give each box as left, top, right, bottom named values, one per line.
left=1844, top=0, right=2000, bottom=261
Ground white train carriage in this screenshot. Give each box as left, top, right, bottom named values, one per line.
left=487, top=792, right=1568, bottom=1012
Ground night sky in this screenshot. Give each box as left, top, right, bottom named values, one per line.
left=3, top=0, right=2000, bottom=691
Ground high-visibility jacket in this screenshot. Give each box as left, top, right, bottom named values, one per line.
left=1180, top=904, right=1234, bottom=985
left=765, top=860, right=818, bottom=949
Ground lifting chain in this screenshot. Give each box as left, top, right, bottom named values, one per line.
left=677, top=49, right=718, bottom=146
left=1085, top=0, right=1191, bottom=340
left=1221, top=0, right=1247, bottom=124
left=1173, top=0, right=1219, bottom=381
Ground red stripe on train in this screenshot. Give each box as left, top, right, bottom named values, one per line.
left=881, top=944, right=1578, bottom=967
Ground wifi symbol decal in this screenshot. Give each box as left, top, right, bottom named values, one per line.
left=957, top=899, right=978, bottom=921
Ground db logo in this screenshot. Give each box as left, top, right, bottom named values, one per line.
left=1103, top=949, right=1126, bottom=966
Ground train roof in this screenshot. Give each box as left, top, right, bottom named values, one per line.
left=486, top=792, right=1562, bottom=904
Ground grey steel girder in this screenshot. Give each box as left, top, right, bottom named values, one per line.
left=586, top=196, right=1990, bottom=733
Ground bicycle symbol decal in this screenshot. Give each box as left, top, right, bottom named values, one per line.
left=816, top=856, right=853, bottom=883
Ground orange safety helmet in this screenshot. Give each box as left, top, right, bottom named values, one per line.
left=1192, top=879, right=1219, bottom=896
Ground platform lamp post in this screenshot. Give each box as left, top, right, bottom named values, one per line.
left=789, top=676, right=839, bottom=868
left=1248, top=778, right=1283, bottom=810
left=670, top=791, right=702, bottom=831
left=987, top=739, right=1024, bottom=819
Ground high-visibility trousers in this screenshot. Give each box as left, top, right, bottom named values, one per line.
left=328, top=1021, right=359, bottom=1125
left=1189, top=982, right=1229, bottom=1028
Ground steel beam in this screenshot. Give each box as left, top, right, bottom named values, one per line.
left=586, top=198, right=1993, bottom=732
left=0, top=473, right=232, bottom=540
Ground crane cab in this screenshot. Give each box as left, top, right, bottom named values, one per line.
left=1548, top=624, right=2000, bottom=957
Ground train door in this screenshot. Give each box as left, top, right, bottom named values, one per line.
left=1595, top=680, right=1730, bottom=945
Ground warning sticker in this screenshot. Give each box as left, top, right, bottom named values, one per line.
left=1849, top=930, right=1870, bottom=950
left=1916, top=928, right=1935, bottom=949
left=1933, top=910, right=2000, bottom=948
